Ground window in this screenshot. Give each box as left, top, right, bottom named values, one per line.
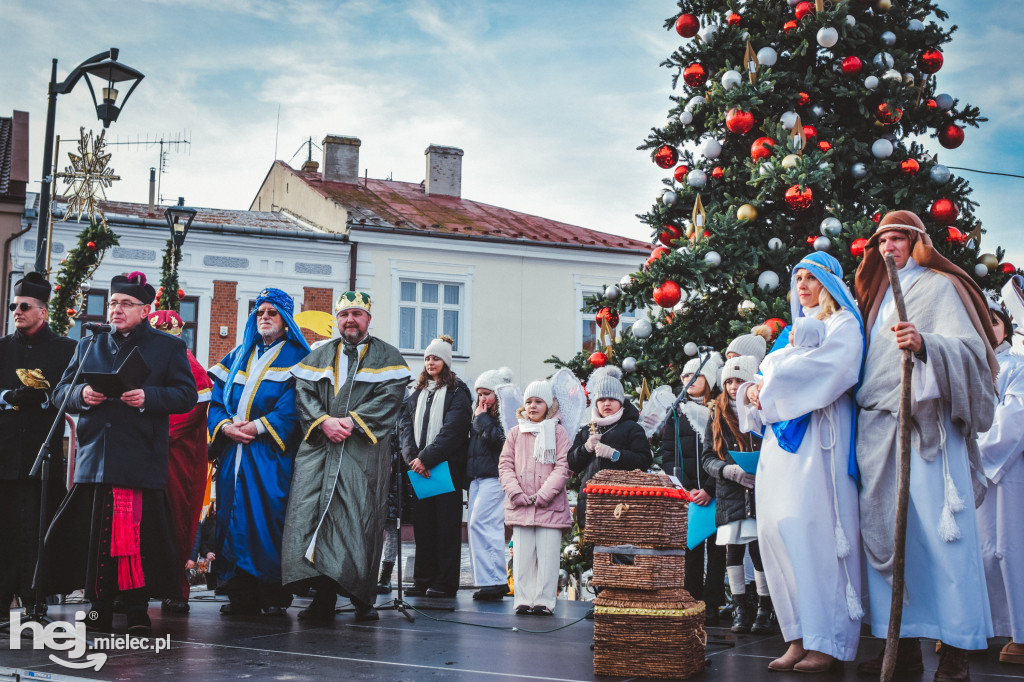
left=580, top=287, right=637, bottom=353
left=66, top=290, right=108, bottom=341
left=179, top=296, right=200, bottom=355
left=398, top=280, right=463, bottom=353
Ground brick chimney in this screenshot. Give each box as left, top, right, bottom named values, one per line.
left=424, top=144, right=463, bottom=198
left=322, top=135, right=360, bottom=184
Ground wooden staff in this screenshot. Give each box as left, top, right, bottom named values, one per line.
left=881, top=252, right=914, bottom=682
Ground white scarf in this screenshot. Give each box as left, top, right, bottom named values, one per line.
left=413, top=381, right=448, bottom=450
left=518, top=417, right=558, bottom=464
left=593, top=407, right=624, bottom=427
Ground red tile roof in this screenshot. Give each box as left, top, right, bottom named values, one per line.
left=54, top=198, right=307, bottom=231
left=282, top=161, right=649, bottom=253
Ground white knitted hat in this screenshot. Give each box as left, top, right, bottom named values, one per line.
left=424, top=336, right=453, bottom=367
left=719, top=355, right=758, bottom=386
left=523, top=380, right=554, bottom=406
left=681, top=352, right=721, bottom=392
left=475, top=366, right=514, bottom=392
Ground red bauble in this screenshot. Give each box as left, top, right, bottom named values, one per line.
left=1000, top=263, right=1017, bottom=275
left=683, top=63, right=707, bottom=87
left=785, top=185, right=813, bottom=211
left=797, top=92, right=810, bottom=106
left=653, top=280, right=682, bottom=308
left=794, top=1, right=814, bottom=19
left=901, top=158, right=920, bottom=174
left=689, top=229, right=712, bottom=244
left=727, top=12, right=742, bottom=26
left=938, top=123, right=964, bottom=149
left=673, top=165, right=690, bottom=182
left=66, top=308, right=76, bottom=317
left=872, top=211, right=881, bottom=223
left=711, top=166, right=724, bottom=180
left=930, top=198, right=959, bottom=225
left=806, top=234, right=817, bottom=247
left=817, top=140, right=832, bottom=152
left=918, top=49, right=943, bottom=74
left=86, top=241, right=97, bottom=251
left=654, top=145, right=678, bottom=169
left=596, top=307, right=620, bottom=328
left=725, top=108, right=755, bottom=134
left=177, top=288, right=185, bottom=299
left=674, top=13, right=699, bottom=38
left=750, top=136, right=776, bottom=162
left=876, top=102, right=903, bottom=125
left=783, top=20, right=798, bottom=33
left=851, top=238, right=868, bottom=257
left=926, top=98, right=938, bottom=109
left=840, top=56, right=863, bottom=74
left=646, top=246, right=670, bottom=267
left=802, top=125, right=818, bottom=139
left=658, top=223, right=682, bottom=247
left=945, top=227, right=965, bottom=245
left=588, top=351, right=608, bottom=368
left=764, top=318, right=787, bottom=336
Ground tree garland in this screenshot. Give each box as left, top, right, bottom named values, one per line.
left=49, top=219, right=119, bottom=336
left=155, top=238, right=183, bottom=312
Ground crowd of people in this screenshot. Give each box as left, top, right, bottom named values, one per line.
left=1, top=209, right=1021, bottom=681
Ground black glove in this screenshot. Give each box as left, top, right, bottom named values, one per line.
left=5, top=386, right=47, bottom=408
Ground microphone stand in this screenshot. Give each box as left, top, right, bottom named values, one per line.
left=1, top=329, right=102, bottom=633
left=669, top=348, right=714, bottom=481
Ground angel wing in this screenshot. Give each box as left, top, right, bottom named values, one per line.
left=550, top=368, right=586, bottom=435
left=637, top=384, right=678, bottom=438
left=494, top=382, right=524, bottom=437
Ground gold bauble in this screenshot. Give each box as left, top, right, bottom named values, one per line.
left=738, top=299, right=756, bottom=318
left=876, top=0, right=891, bottom=11
left=980, top=253, right=999, bottom=271
left=737, top=204, right=758, bottom=221
left=781, top=154, right=801, bottom=169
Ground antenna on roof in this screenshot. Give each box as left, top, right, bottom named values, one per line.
left=108, top=132, right=192, bottom=205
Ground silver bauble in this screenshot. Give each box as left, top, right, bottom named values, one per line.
left=903, top=72, right=915, bottom=86
left=687, top=169, right=708, bottom=188
left=80, top=280, right=91, bottom=293
left=851, top=162, right=868, bottom=179
left=738, top=300, right=757, bottom=316
left=758, top=162, right=773, bottom=177
left=871, top=138, right=894, bottom=159
left=872, top=52, right=894, bottom=69
left=808, top=104, right=825, bottom=120
left=700, top=25, right=717, bottom=43
left=684, top=342, right=698, bottom=356
left=704, top=250, right=722, bottom=267
left=934, top=93, right=954, bottom=110
left=813, top=235, right=832, bottom=252
left=676, top=246, right=692, bottom=256
left=908, top=18, right=924, bottom=31
left=558, top=569, right=570, bottom=588
left=757, top=270, right=780, bottom=291
left=864, top=75, right=879, bottom=90
left=686, top=95, right=705, bottom=111
left=882, top=68, right=902, bottom=82
left=563, top=544, right=579, bottom=558
left=816, top=27, right=839, bottom=48
left=768, top=237, right=784, bottom=251
left=662, top=190, right=679, bottom=206
left=703, top=138, right=723, bottom=159
left=604, top=284, right=621, bottom=301
left=679, top=110, right=694, bottom=126
left=756, top=47, right=778, bottom=67
left=820, top=217, right=842, bottom=236
left=974, top=263, right=989, bottom=278
left=619, top=275, right=633, bottom=289
left=780, top=110, right=799, bottom=130
left=721, top=69, right=742, bottom=90
left=631, top=318, right=653, bottom=339
left=880, top=31, right=896, bottom=46
left=622, top=357, right=637, bottom=373
left=930, top=164, right=951, bottom=184
left=845, top=14, right=856, bottom=27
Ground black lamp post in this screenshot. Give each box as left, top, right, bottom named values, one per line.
left=34, top=48, right=144, bottom=274
left=165, top=202, right=197, bottom=250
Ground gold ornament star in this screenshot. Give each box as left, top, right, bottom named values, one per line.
left=57, top=127, right=120, bottom=226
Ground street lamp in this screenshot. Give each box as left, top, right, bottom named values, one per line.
left=165, top=202, right=197, bottom=249
left=34, top=48, right=144, bottom=274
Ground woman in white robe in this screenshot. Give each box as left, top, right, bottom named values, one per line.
left=737, top=251, right=865, bottom=672
left=977, top=305, right=1024, bottom=664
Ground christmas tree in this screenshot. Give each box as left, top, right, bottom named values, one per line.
left=553, top=0, right=1016, bottom=390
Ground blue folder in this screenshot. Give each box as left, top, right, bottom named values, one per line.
left=407, top=461, right=456, bottom=499
left=729, top=450, right=760, bottom=475
left=686, top=499, right=718, bottom=550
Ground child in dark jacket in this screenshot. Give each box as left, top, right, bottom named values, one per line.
left=701, top=355, right=765, bottom=634
left=567, top=367, right=651, bottom=529
left=465, top=367, right=513, bottom=601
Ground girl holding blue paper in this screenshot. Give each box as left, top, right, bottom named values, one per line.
left=737, top=251, right=865, bottom=672
left=700, top=355, right=764, bottom=635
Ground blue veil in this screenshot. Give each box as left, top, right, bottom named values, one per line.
left=223, top=287, right=311, bottom=408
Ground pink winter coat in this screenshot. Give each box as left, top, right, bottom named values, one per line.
left=498, top=421, right=572, bottom=529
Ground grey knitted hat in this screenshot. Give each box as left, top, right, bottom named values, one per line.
left=725, top=333, right=767, bottom=364
left=720, top=355, right=758, bottom=386
left=588, top=366, right=626, bottom=404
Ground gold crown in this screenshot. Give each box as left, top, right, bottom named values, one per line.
left=335, top=290, right=372, bottom=314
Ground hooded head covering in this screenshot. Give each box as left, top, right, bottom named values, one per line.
left=110, top=271, right=155, bottom=304
left=224, top=287, right=311, bottom=407
left=12, top=272, right=51, bottom=303
left=854, top=209, right=997, bottom=377
left=791, top=251, right=863, bottom=329
left=148, top=309, right=183, bottom=336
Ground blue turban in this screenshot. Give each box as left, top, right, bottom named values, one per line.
left=223, top=287, right=311, bottom=408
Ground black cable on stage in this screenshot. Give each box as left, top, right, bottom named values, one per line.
left=379, top=601, right=591, bottom=634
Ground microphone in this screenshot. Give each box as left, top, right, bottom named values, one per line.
left=697, top=345, right=716, bottom=352
left=84, top=322, right=113, bottom=334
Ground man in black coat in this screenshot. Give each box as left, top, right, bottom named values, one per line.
left=38, top=271, right=197, bottom=634
left=0, top=273, right=77, bottom=611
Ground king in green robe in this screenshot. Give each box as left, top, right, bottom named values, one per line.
left=283, top=329, right=412, bottom=613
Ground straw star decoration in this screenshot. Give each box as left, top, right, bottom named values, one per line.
left=57, top=127, right=120, bottom=227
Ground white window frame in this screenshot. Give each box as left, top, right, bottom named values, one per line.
left=390, top=264, right=473, bottom=357
left=575, top=279, right=638, bottom=353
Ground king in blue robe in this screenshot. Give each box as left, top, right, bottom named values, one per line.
left=208, top=288, right=311, bottom=615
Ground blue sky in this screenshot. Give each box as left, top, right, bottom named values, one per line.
left=2, top=1, right=1022, bottom=264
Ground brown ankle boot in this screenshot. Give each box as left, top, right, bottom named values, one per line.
left=934, top=643, right=969, bottom=682
left=857, top=638, right=924, bottom=675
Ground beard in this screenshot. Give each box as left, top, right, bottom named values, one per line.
left=341, top=325, right=366, bottom=344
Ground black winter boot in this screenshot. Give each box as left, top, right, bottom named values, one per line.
left=750, top=595, right=773, bottom=634
left=376, top=561, right=394, bottom=594
left=730, top=595, right=754, bottom=633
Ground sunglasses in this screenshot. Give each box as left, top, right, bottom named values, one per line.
left=256, top=308, right=280, bottom=318
left=9, top=302, right=42, bottom=312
